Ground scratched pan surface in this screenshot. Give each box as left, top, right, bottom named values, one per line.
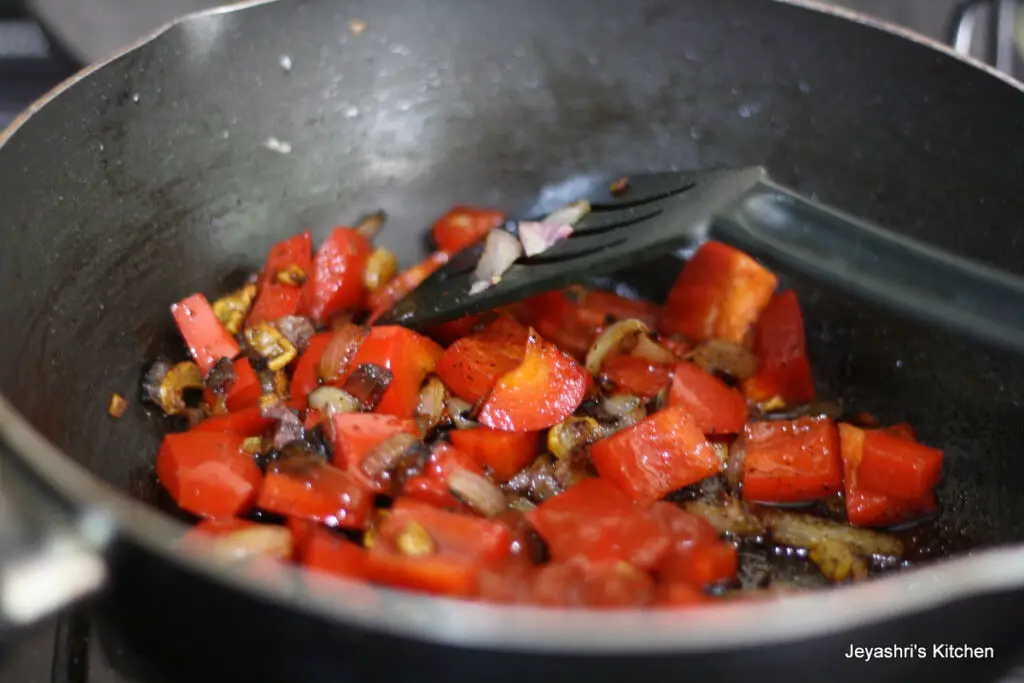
left=1, top=0, right=1024, bottom=681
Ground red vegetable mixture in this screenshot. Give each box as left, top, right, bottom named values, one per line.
left=143, top=204, right=943, bottom=608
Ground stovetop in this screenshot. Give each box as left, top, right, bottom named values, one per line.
left=0, top=1, right=1021, bottom=682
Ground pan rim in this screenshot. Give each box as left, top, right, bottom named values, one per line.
left=1, top=0, right=1023, bottom=654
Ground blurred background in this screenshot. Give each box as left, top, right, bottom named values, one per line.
left=0, top=0, right=1019, bottom=682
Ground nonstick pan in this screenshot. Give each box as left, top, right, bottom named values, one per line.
left=1, top=0, right=1024, bottom=682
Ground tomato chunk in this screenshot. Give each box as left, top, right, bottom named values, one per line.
left=741, top=290, right=815, bottom=406
left=741, top=416, right=843, bottom=503
left=381, top=499, right=512, bottom=564
left=431, top=206, right=506, bottom=254
left=668, top=361, right=748, bottom=435
left=156, top=431, right=260, bottom=518
left=301, top=227, right=371, bottom=323
left=435, top=314, right=530, bottom=404
left=838, top=423, right=937, bottom=527
left=659, top=241, right=778, bottom=345
left=448, top=428, right=540, bottom=481
left=366, top=251, right=450, bottom=324
left=857, top=430, right=943, bottom=500
left=301, top=528, right=370, bottom=580
left=171, top=293, right=240, bottom=374
left=247, top=231, right=313, bottom=326
left=590, top=406, right=720, bottom=504
left=478, top=331, right=588, bottom=432
left=328, top=413, right=420, bottom=492
left=599, top=356, right=674, bottom=399
left=346, top=326, right=443, bottom=418
left=256, top=458, right=371, bottom=529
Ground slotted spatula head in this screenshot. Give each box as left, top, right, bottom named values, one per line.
left=376, top=167, right=767, bottom=329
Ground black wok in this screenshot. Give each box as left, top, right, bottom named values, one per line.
left=1, top=0, right=1024, bottom=681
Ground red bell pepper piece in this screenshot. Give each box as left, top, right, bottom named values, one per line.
left=838, top=423, right=937, bottom=527
left=301, top=227, right=371, bottom=323
left=303, top=409, right=324, bottom=431
left=530, top=557, right=655, bottom=608
left=876, top=423, right=917, bottom=442
left=668, top=361, right=748, bottom=435
left=364, top=548, right=478, bottom=597
left=366, top=251, right=450, bottom=325
left=423, top=441, right=486, bottom=479
left=741, top=290, right=816, bottom=406
left=170, top=293, right=240, bottom=375
left=740, top=416, right=843, bottom=503
left=448, top=428, right=540, bottom=481
left=524, top=290, right=606, bottom=359
left=599, top=356, right=674, bottom=399
left=247, top=231, right=314, bottom=326
left=187, top=518, right=259, bottom=536
left=656, top=540, right=738, bottom=589
left=399, top=475, right=465, bottom=510
left=194, top=397, right=303, bottom=435
left=300, top=527, right=370, bottom=580
left=577, top=289, right=662, bottom=329
left=381, top=499, right=512, bottom=565
left=590, top=405, right=720, bottom=504
left=155, top=431, right=261, bottom=518
left=431, top=205, right=506, bottom=254
left=256, top=458, right=371, bottom=529
left=654, top=582, right=711, bottom=607
left=425, top=312, right=494, bottom=346
left=477, top=331, right=588, bottom=432
left=435, top=314, right=530, bottom=403
left=328, top=413, right=420, bottom=492
left=856, top=430, right=943, bottom=501
left=659, top=241, right=778, bottom=345
left=396, top=442, right=481, bottom=511
left=290, top=332, right=334, bottom=402
left=202, top=357, right=262, bottom=412
left=344, top=326, right=443, bottom=418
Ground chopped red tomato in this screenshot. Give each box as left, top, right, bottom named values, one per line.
left=290, top=332, right=333, bottom=401
left=381, top=499, right=511, bottom=564
left=590, top=406, right=720, bottom=504
left=741, top=416, right=843, bottom=503
left=448, top=428, right=540, bottom=481
left=301, top=227, right=371, bottom=323
left=247, top=231, right=313, bottom=325
left=741, top=290, right=815, bottom=406
left=838, top=423, right=937, bottom=527
left=366, top=251, right=450, bottom=324
left=599, top=356, right=674, bottom=398
left=170, top=293, right=240, bottom=374
left=659, top=241, right=777, bottom=345
left=857, top=430, right=943, bottom=501
left=345, top=326, right=443, bottom=418
left=478, top=331, right=588, bottom=432
left=156, top=431, right=261, bottom=518
left=365, top=549, right=478, bottom=597
left=256, top=458, right=371, bottom=529
left=328, top=413, right=420, bottom=492
left=431, top=206, right=506, bottom=254
left=301, top=527, right=370, bottom=580
left=435, top=314, right=529, bottom=403
left=668, top=361, right=748, bottom=435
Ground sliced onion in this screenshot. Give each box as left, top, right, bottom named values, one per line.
left=444, top=396, right=476, bottom=429
left=243, top=323, right=298, bottom=372
left=341, top=363, right=392, bottom=410
left=518, top=221, right=573, bottom=257
left=205, top=357, right=237, bottom=395
left=259, top=395, right=305, bottom=450
left=502, top=456, right=563, bottom=502
left=631, top=333, right=679, bottom=365
left=597, top=393, right=646, bottom=433
left=360, top=433, right=424, bottom=493
left=145, top=360, right=204, bottom=416
left=447, top=467, right=507, bottom=517
left=318, top=324, right=370, bottom=382
left=547, top=416, right=602, bottom=459
left=355, top=209, right=387, bottom=240
left=308, top=386, right=362, bottom=415
left=758, top=508, right=904, bottom=557
left=683, top=498, right=766, bottom=537
left=542, top=200, right=591, bottom=226
left=725, top=437, right=746, bottom=494
left=808, top=539, right=870, bottom=583
left=207, top=525, right=293, bottom=562
left=415, top=375, right=446, bottom=432
left=688, top=340, right=759, bottom=380
left=273, top=315, right=316, bottom=354
left=585, top=318, right=650, bottom=375
left=364, top=247, right=398, bottom=292
left=470, top=229, right=522, bottom=295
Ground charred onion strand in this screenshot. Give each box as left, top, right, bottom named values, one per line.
left=273, top=315, right=315, bottom=354
left=447, top=467, right=508, bottom=517
left=108, top=393, right=128, bottom=418
left=341, top=363, right=393, bottom=410
left=355, top=209, right=387, bottom=240
left=809, top=539, right=870, bottom=583
left=211, top=283, right=257, bottom=335
left=683, top=498, right=766, bottom=537
left=445, top=396, right=476, bottom=429
left=259, top=395, right=305, bottom=450
left=416, top=375, right=447, bottom=432
left=687, top=339, right=759, bottom=380
left=274, top=264, right=308, bottom=287
left=585, top=318, right=650, bottom=375
left=243, top=322, right=298, bottom=372
left=759, top=508, right=904, bottom=558
left=547, top=416, right=603, bottom=459
left=360, top=433, right=423, bottom=493
left=364, top=247, right=398, bottom=292
left=144, top=360, right=204, bottom=415
left=317, top=324, right=369, bottom=382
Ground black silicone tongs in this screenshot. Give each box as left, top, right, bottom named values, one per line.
left=376, top=166, right=1024, bottom=356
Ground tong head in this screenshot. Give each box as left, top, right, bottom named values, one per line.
left=377, top=166, right=768, bottom=330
